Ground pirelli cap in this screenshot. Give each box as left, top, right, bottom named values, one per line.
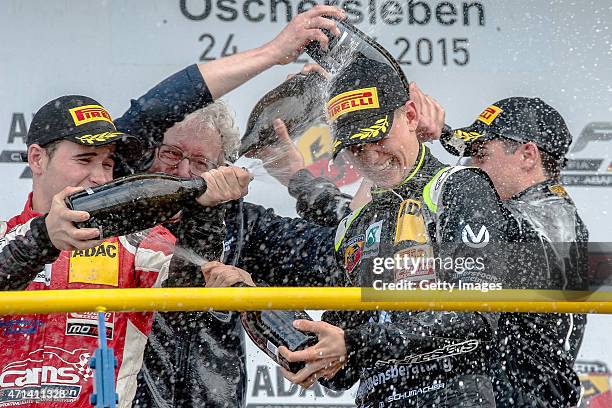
left=327, top=55, right=409, bottom=158
left=24, top=95, right=141, bottom=161
left=442, top=97, right=572, bottom=159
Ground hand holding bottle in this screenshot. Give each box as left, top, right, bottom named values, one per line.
left=46, top=186, right=103, bottom=251
left=278, top=320, right=347, bottom=387
left=197, top=166, right=251, bottom=207
left=264, top=5, right=345, bottom=65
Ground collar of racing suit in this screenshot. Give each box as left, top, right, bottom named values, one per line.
left=370, top=144, right=446, bottom=202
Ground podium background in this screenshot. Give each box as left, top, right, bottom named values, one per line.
left=1, top=1, right=611, bottom=405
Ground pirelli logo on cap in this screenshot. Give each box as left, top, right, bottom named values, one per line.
left=477, top=105, right=502, bottom=125
left=327, top=87, right=379, bottom=121
left=69, top=104, right=114, bottom=127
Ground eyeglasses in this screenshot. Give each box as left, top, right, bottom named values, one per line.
left=157, top=144, right=218, bottom=174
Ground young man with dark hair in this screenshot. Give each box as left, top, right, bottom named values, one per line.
left=279, top=55, right=514, bottom=407
left=441, top=97, right=588, bottom=407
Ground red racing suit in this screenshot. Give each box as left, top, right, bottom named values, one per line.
left=0, top=194, right=175, bottom=407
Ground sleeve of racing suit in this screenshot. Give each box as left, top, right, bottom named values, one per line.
left=330, top=169, right=511, bottom=371
left=0, top=216, right=60, bottom=290
left=287, top=169, right=352, bottom=228
left=114, top=64, right=214, bottom=173
left=236, top=202, right=343, bottom=287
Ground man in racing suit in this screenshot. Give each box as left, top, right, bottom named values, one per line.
left=441, top=97, right=588, bottom=407
left=279, top=55, right=515, bottom=407
left=281, top=92, right=588, bottom=407
left=0, top=94, right=250, bottom=407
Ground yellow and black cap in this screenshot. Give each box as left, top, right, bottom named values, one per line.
left=327, top=55, right=409, bottom=159
left=442, top=97, right=572, bottom=159
left=24, top=95, right=141, bottom=161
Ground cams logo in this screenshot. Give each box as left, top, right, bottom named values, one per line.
left=0, top=346, right=92, bottom=404
left=562, top=122, right=612, bottom=187
left=65, top=312, right=114, bottom=339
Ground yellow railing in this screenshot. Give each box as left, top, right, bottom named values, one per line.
left=1, top=288, right=612, bottom=315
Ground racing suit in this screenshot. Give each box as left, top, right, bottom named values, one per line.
left=493, top=180, right=588, bottom=407
left=0, top=195, right=175, bottom=407
left=321, top=144, right=514, bottom=407
left=305, top=160, right=588, bottom=407
left=0, top=64, right=213, bottom=407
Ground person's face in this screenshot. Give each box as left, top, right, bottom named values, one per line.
left=34, top=140, right=115, bottom=202
left=149, top=122, right=223, bottom=178
left=471, top=139, right=523, bottom=200
left=344, top=104, right=420, bottom=188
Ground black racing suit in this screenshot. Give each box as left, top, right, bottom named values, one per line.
left=321, top=144, right=514, bottom=407
left=307, top=158, right=588, bottom=407
left=493, top=180, right=588, bottom=407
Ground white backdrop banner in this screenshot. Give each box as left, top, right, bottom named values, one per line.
left=1, top=1, right=611, bottom=406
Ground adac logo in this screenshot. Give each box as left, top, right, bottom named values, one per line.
left=69, top=104, right=113, bottom=126
left=71, top=243, right=117, bottom=258
left=477, top=105, right=502, bottom=125
left=69, top=242, right=119, bottom=286
left=326, top=87, right=379, bottom=121
left=461, top=224, right=489, bottom=248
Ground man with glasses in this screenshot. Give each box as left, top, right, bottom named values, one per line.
left=132, top=101, right=343, bottom=407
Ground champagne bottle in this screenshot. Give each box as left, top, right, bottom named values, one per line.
left=65, top=173, right=206, bottom=239
left=241, top=309, right=318, bottom=373
left=304, top=18, right=410, bottom=90
left=238, top=72, right=327, bottom=157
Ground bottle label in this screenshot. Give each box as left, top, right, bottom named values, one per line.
left=266, top=339, right=279, bottom=358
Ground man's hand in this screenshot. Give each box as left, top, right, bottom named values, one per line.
left=410, top=82, right=445, bottom=142
left=265, top=5, right=346, bottom=65
left=278, top=320, right=347, bottom=388
left=197, top=166, right=251, bottom=207
left=286, top=63, right=331, bottom=81
left=201, top=261, right=255, bottom=287
left=45, top=186, right=102, bottom=251
left=247, top=119, right=306, bottom=186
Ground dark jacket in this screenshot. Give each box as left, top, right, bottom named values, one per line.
left=303, top=157, right=588, bottom=407
left=133, top=200, right=338, bottom=408
left=493, top=180, right=588, bottom=407
left=320, top=145, right=512, bottom=407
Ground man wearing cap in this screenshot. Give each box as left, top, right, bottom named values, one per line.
left=0, top=95, right=250, bottom=408
left=441, top=98, right=588, bottom=407
left=278, top=55, right=516, bottom=407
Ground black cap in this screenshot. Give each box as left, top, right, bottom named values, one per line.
left=442, top=97, right=572, bottom=159
left=327, top=55, right=409, bottom=158
left=24, top=95, right=141, bottom=161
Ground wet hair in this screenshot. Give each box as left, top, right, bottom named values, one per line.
left=42, top=140, right=62, bottom=159
left=501, top=139, right=562, bottom=180
left=176, top=100, right=240, bottom=162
